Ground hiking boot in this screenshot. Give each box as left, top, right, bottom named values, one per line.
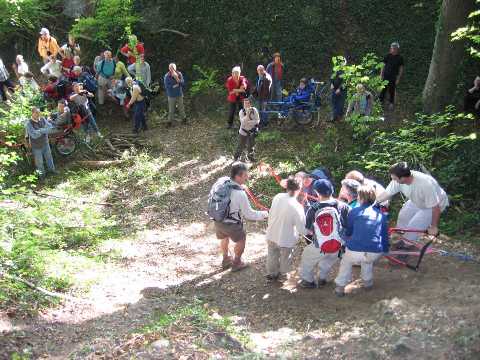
left=231, top=261, right=248, bottom=272
left=221, top=257, right=233, bottom=270
left=335, top=286, right=345, bottom=297
left=265, top=274, right=279, bottom=281
left=317, top=279, right=327, bottom=287
left=298, top=280, right=316, bottom=289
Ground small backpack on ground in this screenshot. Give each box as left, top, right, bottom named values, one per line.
left=79, top=72, right=98, bottom=93
left=207, top=177, right=242, bottom=223
left=313, top=206, right=343, bottom=254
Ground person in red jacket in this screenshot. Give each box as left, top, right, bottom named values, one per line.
left=225, top=66, right=248, bottom=129
left=120, top=35, right=145, bottom=65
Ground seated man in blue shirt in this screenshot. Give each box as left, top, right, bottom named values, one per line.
left=334, top=184, right=389, bottom=296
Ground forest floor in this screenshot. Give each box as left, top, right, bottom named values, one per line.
left=1, top=107, right=480, bottom=360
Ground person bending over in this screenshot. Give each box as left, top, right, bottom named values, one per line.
left=335, top=184, right=389, bottom=296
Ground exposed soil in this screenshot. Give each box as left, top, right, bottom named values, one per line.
left=1, top=110, right=479, bottom=360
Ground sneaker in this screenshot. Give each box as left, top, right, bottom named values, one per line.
left=298, top=280, right=316, bottom=288
left=265, top=274, right=279, bottom=281
left=221, top=257, right=233, bottom=270
left=96, top=131, right=103, bottom=138
left=231, top=261, right=248, bottom=272
left=85, top=134, right=91, bottom=143
left=335, top=286, right=345, bottom=297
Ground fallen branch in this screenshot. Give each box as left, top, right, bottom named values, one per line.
left=0, top=270, right=94, bottom=304
left=149, top=28, right=190, bottom=37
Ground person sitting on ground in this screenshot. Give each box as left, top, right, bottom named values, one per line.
left=41, top=55, right=63, bottom=79
left=299, top=179, right=350, bottom=288
left=61, top=51, right=75, bottom=74
left=164, top=63, right=187, bottom=127
left=120, top=35, right=145, bottom=65
left=12, top=55, right=29, bottom=84
left=265, top=176, right=306, bottom=281
left=128, top=54, right=151, bottom=87
left=70, top=82, right=101, bottom=142
left=0, top=57, right=15, bottom=103
left=464, top=75, right=480, bottom=118
left=334, top=184, right=389, bottom=296
left=50, top=99, right=72, bottom=130
left=108, top=78, right=129, bottom=118
left=59, top=34, right=81, bottom=59
left=43, top=75, right=61, bottom=100
left=339, top=178, right=361, bottom=208
left=234, top=97, right=259, bottom=162
left=210, top=162, right=268, bottom=271
left=126, top=77, right=147, bottom=133
left=376, top=162, right=448, bottom=241
left=346, top=83, right=373, bottom=117
left=225, top=66, right=248, bottom=129
left=95, top=50, right=116, bottom=105
left=37, top=28, right=60, bottom=63
left=25, top=107, right=56, bottom=179
left=345, top=170, right=387, bottom=207
left=252, top=65, right=272, bottom=128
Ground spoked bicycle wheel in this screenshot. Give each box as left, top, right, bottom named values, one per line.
left=55, top=133, right=77, bottom=156
left=289, top=108, right=314, bottom=126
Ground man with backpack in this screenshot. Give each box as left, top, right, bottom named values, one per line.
left=126, top=77, right=148, bottom=133
left=299, top=179, right=350, bottom=288
left=95, top=50, right=116, bottom=105
left=208, top=162, right=268, bottom=272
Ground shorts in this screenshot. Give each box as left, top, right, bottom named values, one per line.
left=214, top=221, right=246, bottom=243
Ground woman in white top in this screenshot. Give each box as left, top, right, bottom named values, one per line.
left=376, top=162, right=448, bottom=241
left=265, top=176, right=306, bottom=280
left=13, top=55, right=29, bottom=82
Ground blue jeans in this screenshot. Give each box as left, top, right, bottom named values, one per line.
left=257, top=100, right=268, bottom=127
left=271, top=81, right=283, bottom=101
left=331, top=90, right=346, bottom=120
left=83, top=113, right=99, bottom=134
left=32, top=143, right=55, bottom=176
left=133, top=99, right=147, bottom=132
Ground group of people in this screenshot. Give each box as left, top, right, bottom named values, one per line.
left=0, top=27, right=191, bottom=179
left=209, top=161, right=448, bottom=296
left=227, top=42, right=406, bottom=162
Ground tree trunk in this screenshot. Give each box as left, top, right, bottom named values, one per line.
left=422, top=0, right=476, bottom=113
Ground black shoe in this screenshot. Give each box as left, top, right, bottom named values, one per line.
left=299, top=280, right=316, bottom=288
left=265, top=274, right=279, bottom=281
left=317, top=279, right=327, bottom=286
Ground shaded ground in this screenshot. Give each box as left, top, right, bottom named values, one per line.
left=1, top=109, right=480, bottom=359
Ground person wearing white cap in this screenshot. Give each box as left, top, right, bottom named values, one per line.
left=379, top=41, right=404, bottom=110
left=38, top=28, right=60, bottom=63
left=225, top=66, right=248, bottom=129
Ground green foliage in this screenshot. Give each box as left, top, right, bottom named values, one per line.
left=0, top=87, right=45, bottom=191
left=452, top=0, right=480, bottom=59
left=190, top=65, right=223, bottom=96
left=71, top=0, right=138, bottom=51
left=0, top=0, right=57, bottom=47
left=256, top=130, right=282, bottom=144
left=332, top=53, right=387, bottom=136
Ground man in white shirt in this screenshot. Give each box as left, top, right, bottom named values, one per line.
left=234, top=97, right=260, bottom=162
left=214, top=162, right=268, bottom=271
left=376, top=162, right=449, bottom=240
left=265, top=176, right=305, bottom=281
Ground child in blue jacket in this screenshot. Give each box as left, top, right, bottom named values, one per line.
left=334, top=184, right=389, bottom=296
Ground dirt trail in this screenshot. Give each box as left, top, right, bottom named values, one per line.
left=2, top=117, right=480, bottom=359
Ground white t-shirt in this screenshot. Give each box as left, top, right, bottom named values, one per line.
left=17, top=62, right=29, bottom=76
left=238, top=107, right=260, bottom=136
left=40, top=60, right=63, bottom=78
left=385, top=170, right=449, bottom=210
left=265, top=192, right=306, bottom=248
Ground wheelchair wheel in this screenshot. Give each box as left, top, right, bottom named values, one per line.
left=55, top=133, right=77, bottom=156
left=289, top=108, right=314, bottom=126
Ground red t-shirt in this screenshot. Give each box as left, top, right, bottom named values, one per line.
left=225, top=75, right=248, bottom=103
left=120, top=43, right=145, bottom=64
left=62, top=58, right=75, bottom=71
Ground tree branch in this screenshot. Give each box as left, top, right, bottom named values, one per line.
left=151, top=28, right=190, bottom=37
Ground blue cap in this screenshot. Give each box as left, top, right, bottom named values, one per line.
left=313, top=179, right=334, bottom=196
